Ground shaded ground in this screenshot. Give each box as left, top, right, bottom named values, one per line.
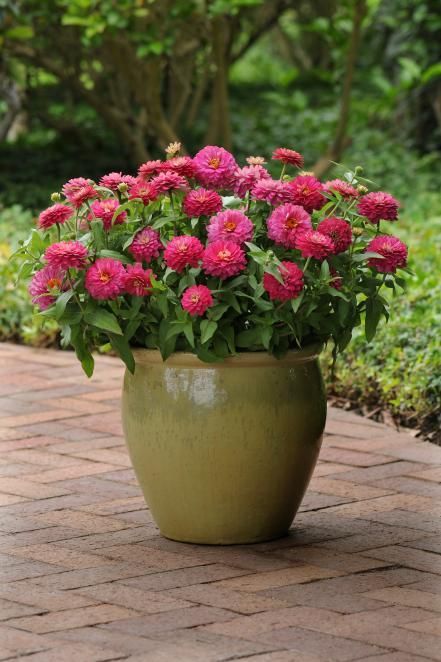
left=0, top=343, right=440, bottom=661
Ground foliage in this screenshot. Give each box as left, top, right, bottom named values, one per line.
left=327, top=190, right=441, bottom=428
left=14, top=146, right=408, bottom=376
left=0, top=205, right=57, bottom=344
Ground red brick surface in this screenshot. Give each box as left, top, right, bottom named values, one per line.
left=0, top=343, right=440, bottom=661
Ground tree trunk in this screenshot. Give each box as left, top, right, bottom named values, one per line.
left=312, top=0, right=367, bottom=178
left=204, top=16, right=232, bottom=149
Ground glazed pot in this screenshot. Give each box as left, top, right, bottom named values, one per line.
left=122, top=345, right=326, bottom=545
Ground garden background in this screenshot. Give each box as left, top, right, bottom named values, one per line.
left=0, top=0, right=440, bottom=440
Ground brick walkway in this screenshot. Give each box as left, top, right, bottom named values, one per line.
left=0, top=343, right=440, bottom=662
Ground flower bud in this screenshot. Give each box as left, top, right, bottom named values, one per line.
left=117, top=182, right=129, bottom=193
left=357, top=184, right=368, bottom=194
left=299, top=171, right=314, bottom=177
left=165, top=141, right=181, bottom=158
left=352, top=227, right=364, bottom=237
left=354, top=166, right=363, bottom=175
left=51, top=192, right=61, bottom=202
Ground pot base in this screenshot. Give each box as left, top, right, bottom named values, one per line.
left=122, top=348, right=326, bottom=545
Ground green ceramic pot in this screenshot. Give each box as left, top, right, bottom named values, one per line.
left=122, top=345, right=326, bottom=545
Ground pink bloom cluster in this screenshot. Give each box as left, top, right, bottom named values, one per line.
left=29, top=144, right=409, bottom=362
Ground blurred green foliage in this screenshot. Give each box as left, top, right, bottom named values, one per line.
left=0, top=0, right=440, bottom=432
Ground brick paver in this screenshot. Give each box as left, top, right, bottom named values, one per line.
left=0, top=342, right=440, bottom=661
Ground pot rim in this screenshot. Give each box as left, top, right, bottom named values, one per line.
left=131, top=342, right=324, bottom=368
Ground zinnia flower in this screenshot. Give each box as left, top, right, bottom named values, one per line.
left=137, top=160, right=163, bottom=180
left=162, top=156, right=196, bottom=179
left=129, top=227, right=162, bottom=263
left=246, top=156, right=266, bottom=165
left=38, top=204, right=73, bottom=230
left=123, top=264, right=154, bottom=296
left=317, top=217, right=352, bottom=254
left=323, top=179, right=358, bottom=199
left=207, top=209, right=253, bottom=245
left=85, top=258, right=125, bottom=300
left=357, top=192, right=400, bottom=224
left=128, top=179, right=159, bottom=205
left=181, top=285, right=214, bottom=317
left=182, top=188, right=223, bottom=218
left=193, top=145, right=237, bottom=189
left=150, top=171, right=188, bottom=194
left=286, top=175, right=325, bottom=212
left=295, top=230, right=334, bottom=260
left=267, top=203, right=312, bottom=249
left=263, top=261, right=304, bottom=302
left=233, top=165, right=270, bottom=198
left=202, top=240, right=246, bottom=279
left=99, top=172, right=136, bottom=190
left=62, top=177, right=98, bottom=208
left=164, top=235, right=204, bottom=273
left=165, top=141, right=181, bottom=157
left=272, top=148, right=304, bottom=169
left=90, top=199, right=127, bottom=231
left=28, top=265, right=66, bottom=310
left=44, top=241, right=88, bottom=270
left=251, top=179, right=291, bottom=206
left=366, top=235, right=408, bottom=273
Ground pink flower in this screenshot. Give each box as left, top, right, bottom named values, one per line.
left=251, top=179, right=291, bottom=206
left=38, top=204, right=73, bottom=230
left=181, top=285, right=214, bottom=317
left=162, top=156, right=196, bottom=179
left=202, top=240, right=246, bottom=279
left=91, top=199, right=127, bottom=231
left=129, top=227, right=162, bottom=263
left=317, top=217, right=352, bottom=254
left=44, top=241, right=88, bottom=270
left=99, top=172, right=137, bottom=190
left=295, top=230, right=334, bottom=260
left=267, top=203, right=312, bottom=249
left=85, top=258, right=125, bottom=300
left=128, top=179, right=159, bottom=205
left=28, top=265, right=66, bottom=311
left=233, top=165, right=270, bottom=198
left=263, top=261, right=304, bottom=302
left=272, top=148, right=304, bottom=168
left=366, top=235, right=408, bottom=273
left=62, top=177, right=98, bottom=208
left=137, top=160, right=163, bottom=180
left=207, top=209, right=253, bottom=245
left=123, top=263, right=154, bottom=296
left=193, top=145, right=237, bottom=189
left=357, top=192, right=399, bottom=223
left=182, top=188, right=223, bottom=218
left=324, top=179, right=358, bottom=199
left=150, top=171, right=188, bottom=194
left=164, top=235, right=204, bottom=273
left=286, top=175, right=325, bottom=212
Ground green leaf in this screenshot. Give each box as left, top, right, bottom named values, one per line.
left=54, top=290, right=74, bottom=320
left=291, top=291, right=304, bottom=313
left=84, top=308, right=123, bottom=335
left=158, top=319, right=177, bottom=360
left=109, top=334, right=135, bottom=374
left=98, top=249, right=131, bottom=264
left=152, top=216, right=177, bottom=230
left=200, top=319, right=218, bottom=344
left=365, top=298, right=384, bottom=342
left=183, top=321, right=195, bottom=347
left=209, top=304, right=229, bottom=321
left=352, top=251, right=384, bottom=262
left=90, top=220, right=106, bottom=250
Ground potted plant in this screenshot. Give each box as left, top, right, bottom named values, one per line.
left=17, top=144, right=408, bottom=544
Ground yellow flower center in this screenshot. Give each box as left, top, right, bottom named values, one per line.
left=100, top=272, right=111, bottom=283
left=47, top=278, right=61, bottom=290
left=224, top=221, right=237, bottom=232
left=218, top=249, right=231, bottom=260
left=191, top=294, right=200, bottom=303
left=208, top=157, right=221, bottom=170
left=284, top=217, right=299, bottom=230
